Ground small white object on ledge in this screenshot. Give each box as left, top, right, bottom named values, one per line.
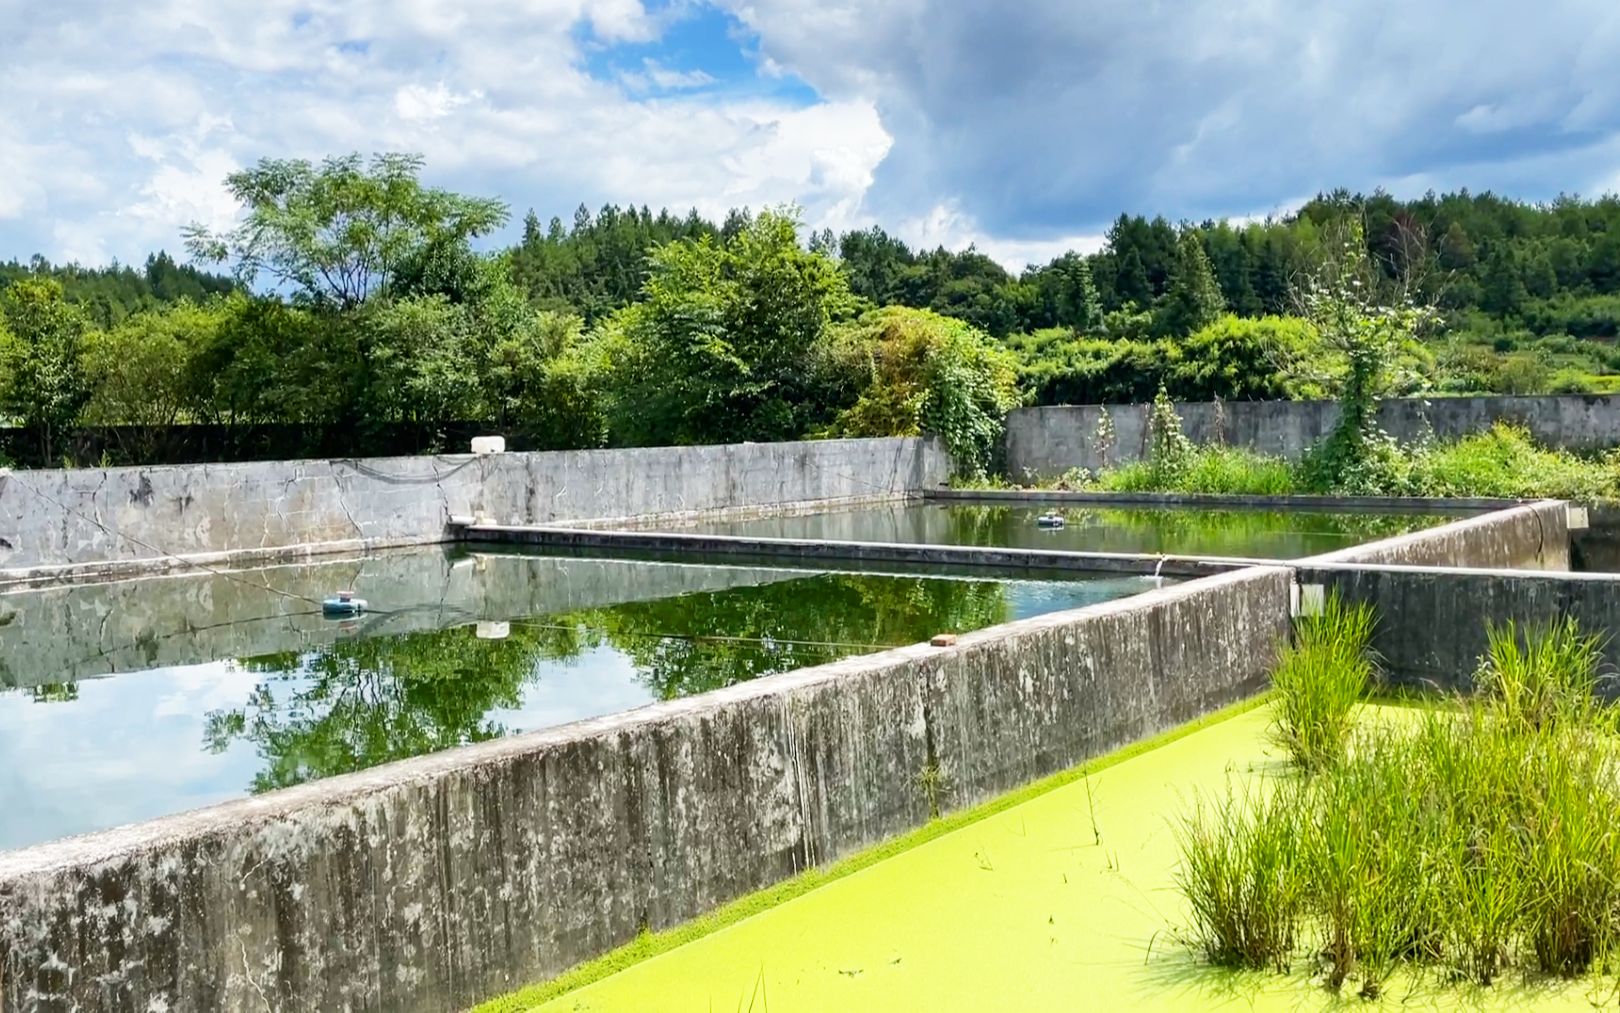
left=471, top=435, right=507, bottom=455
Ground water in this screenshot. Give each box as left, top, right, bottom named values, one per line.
left=0, top=547, right=1161, bottom=850
left=675, top=501, right=1456, bottom=559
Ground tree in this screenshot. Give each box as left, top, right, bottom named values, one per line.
left=0, top=278, right=92, bottom=463
left=822, top=306, right=1022, bottom=476
left=603, top=206, right=850, bottom=446
left=1296, top=220, right=1435, bottom=492
left=1155, top=231, right=1226, bottom=337
left=80, top=299, right=225, bottom=461
left=185, top=152, right=508, bottom=308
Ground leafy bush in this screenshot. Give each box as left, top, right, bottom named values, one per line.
left=822, top=306, right=1021, bottom=478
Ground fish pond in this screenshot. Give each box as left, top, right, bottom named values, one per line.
left=0, top=546, right=1162, bottom=850
left=671, top=501, right=1457, bottom=559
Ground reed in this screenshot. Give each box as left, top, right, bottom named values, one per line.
left=1267, top=594, right=1376, bottom=771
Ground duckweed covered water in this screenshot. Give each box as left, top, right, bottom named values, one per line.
left=0, top=547, right=1161, bottom=850
left=674, top=501, right=1457, bottom=559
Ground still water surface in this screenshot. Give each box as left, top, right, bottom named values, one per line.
left=0, top=547, right=1160, bottom=849
left=676, top=501, right=1454, bottom=559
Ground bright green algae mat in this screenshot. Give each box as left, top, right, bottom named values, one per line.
left=485, top=702, right=1611, bottom=1012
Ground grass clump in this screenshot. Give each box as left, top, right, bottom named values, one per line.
left=1267, top=594, right=1376, bottom=771
left=1174, top=781, right=1306, bottom=971
left=1093, top=446, right=1295, bottom=496
left=1476, top=617, right=1607, bottom=731
left=1079, top=420, right=1620, bottom=500
left=1174, top=613, right=1620, bottom=998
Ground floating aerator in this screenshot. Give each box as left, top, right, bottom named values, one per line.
left=322, top=590, right=368, bottom=616
left=1036, top=512, right=1066, bottom=529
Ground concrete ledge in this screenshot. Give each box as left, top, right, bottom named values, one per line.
left=0, top=437, right=949, bottom=579
left=924, top=488, right=1515, bottom=513
left=1296, top=562, right=1620, bottom=693
left=457, top=524, right=1267, bottom=579
left=1304, top=500, right=1571, bottom=571
left=0, top=566, right=1291, bottom=1013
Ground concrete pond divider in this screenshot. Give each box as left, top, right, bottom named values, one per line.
left=1296, top=562, right=1620, bottom=693
left=0, top=437, right=949, bottom=583
left=0, top=565, right=1292, bottom=1013
left=0, top=472, right=1604, bottom=1011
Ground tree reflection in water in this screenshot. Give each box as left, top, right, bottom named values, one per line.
left=205, top=572, right=1008, bottom=793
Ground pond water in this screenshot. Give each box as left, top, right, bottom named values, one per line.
left=673, top=501, right=1457, bottom=559
left=0, top=547, right=1162, bottom=850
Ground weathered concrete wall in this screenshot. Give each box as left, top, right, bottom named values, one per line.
left=0, top=549, right=808, bottom=689
left=0, top=437, right=948, bottom=578
left=1305, top=500, right=1571, bottom=571
left=1297, top=564, right=1620, bottom=693
left=0, top=566, right=1290, bottom=1013
left=1007, top=394, right=1620, bottom=479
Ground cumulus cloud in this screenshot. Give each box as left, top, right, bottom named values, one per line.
left=721, top=0, right=1620, bottom=247
left=9, top=0, right=1620, bottom=271
left=1, top=0, right=891, bottom=266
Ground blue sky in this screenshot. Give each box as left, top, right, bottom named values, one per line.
left=6, top=0, right=1620, bottom=270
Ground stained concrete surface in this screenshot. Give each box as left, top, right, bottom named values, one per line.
left=0, top=567, right=1289, bottom=1013
left=0, top=437, right=948, bottom=577
left=1007, top=394, right=1620, bottom=479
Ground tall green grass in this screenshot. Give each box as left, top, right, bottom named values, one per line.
left=1267, top=595, right=1376, bottom=771
left=1081, top=421, right=1620, bottom=500
left=1092, top=446, right=1295, bottom=496
left=1173, top=613, right=1620, bottom=997
left=1476, top=617, right=1607, bottom=731
left=1174, top=782, right=1306, bottom=971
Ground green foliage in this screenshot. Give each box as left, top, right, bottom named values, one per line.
left=1296, top=220, right=1436, bottom=492
left=1476, top=618, right=1607, bottom=732
left=1087, top=422, right=1620, bottom=500
left=0, top=278, right=93, bottom=461
left=603, top=207, right=851, bottom=446
left=1176, top=615, right=1620, bottom=997
left=1155, top=231, right=1226, bottom=338
left=1268, top=595, right=1376, bottom=771
left=823, top=306, right=1020, bottom=477
left=185, top=152, right=509, bottom=307
left=81, top=299, right=221, bottom=429
left=1400, top=423, right=1620, bottom=500
left=1164, top=315, right=1324, bottom=401
left=0, top=252, right=234, bottom=328
left=1143, top=386, right=1193, bottom=485
left=1094, top=447, right=1296, bottom=496
left=1174, top=780, right=1307, bottom=971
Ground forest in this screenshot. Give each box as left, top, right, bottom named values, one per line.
left=4, top=153, right=1620, bottom=471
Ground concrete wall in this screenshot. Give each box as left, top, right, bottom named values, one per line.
left=0, top=549, right=811, bottom=689
left=0, top=566, right=1290, bottom=1013
left=1306, top=500, right=1571, bottom=571
left=1298, top=564, right=1620, bottom=694
left=1007, top=394, right=1620, bottom=479
left=0, top=437, right=948, bottom=578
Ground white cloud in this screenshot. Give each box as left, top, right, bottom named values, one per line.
left=394, top=83, right=476, bottom=122
left=0, top=0, right=893, bottom=265
left=10, top=0, right=1620, bottom=269
left=721, top=0, right=1620, bottom=238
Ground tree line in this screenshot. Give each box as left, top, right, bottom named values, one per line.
left=5, top=153, right=1620, bottom=471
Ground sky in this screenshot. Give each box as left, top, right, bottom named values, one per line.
left=6, top=0, right=1620, bottom=271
